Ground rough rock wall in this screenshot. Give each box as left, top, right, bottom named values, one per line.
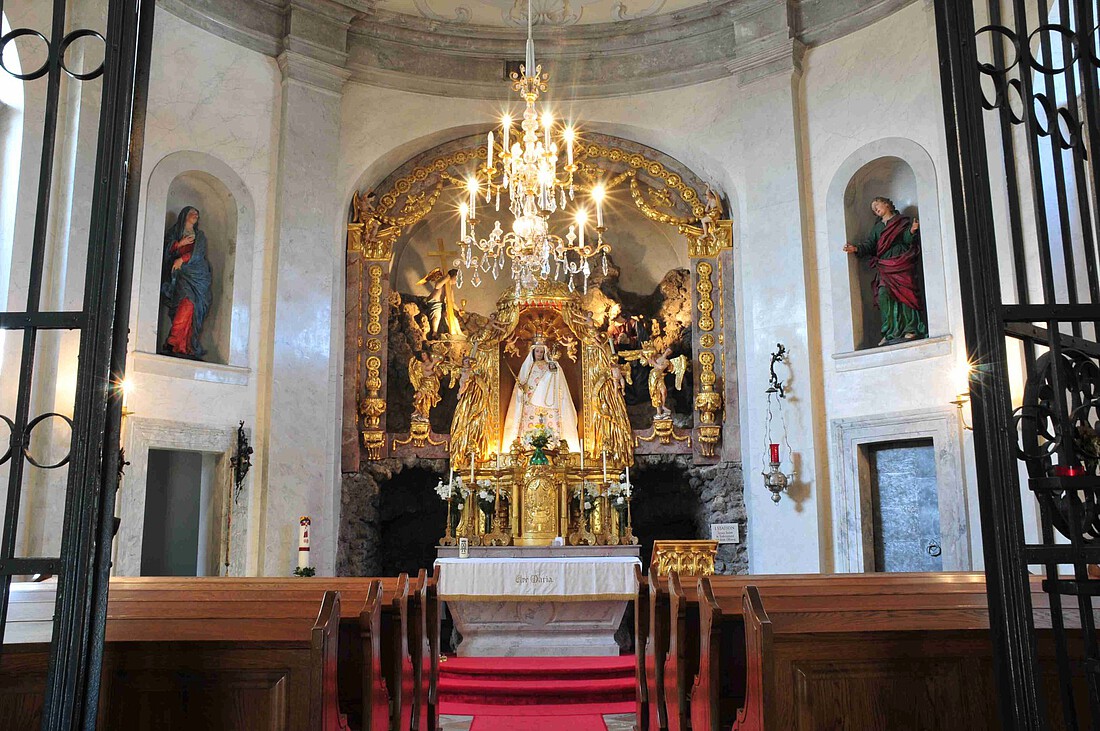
left=338, top=454, right=747, bottom=576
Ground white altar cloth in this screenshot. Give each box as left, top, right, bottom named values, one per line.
left=436, top=556, right=640, bottom=602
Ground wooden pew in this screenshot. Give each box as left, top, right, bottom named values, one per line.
left=685, top=574, right=1007, bottom=731
left=2, top=576, right=419, bottom=731
left=106, top=575, right=411, bottom=731
left=426, top=565, right=441, bottom=731
left=634, top=564, right=650, bottom=731
left=650, top=571, right=1001, bottom=731
left=358, top=580, right=391, bottom=731
left=99, top=588, right=350, bottom=729
left=663, top=571, right=699, bottom=731
left=646, top=564, right=669, bottom=731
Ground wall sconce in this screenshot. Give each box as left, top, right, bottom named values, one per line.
left=950, top=392, right=973, bottom=431
left=951, top=360, right=976, bottom=431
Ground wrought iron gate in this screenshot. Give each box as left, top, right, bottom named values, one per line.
left=936, top=0, right=1100, bottom=728
left=0, top=0, right=153, bottom=728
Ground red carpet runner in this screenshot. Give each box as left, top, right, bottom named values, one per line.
left=438, top=655, right=635, bottom=731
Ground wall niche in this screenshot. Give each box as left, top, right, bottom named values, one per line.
left=159, top=171, right=237, bottom=364
left=843, top=156, right=922, bottom=350
left=827, top=138, right=951, bottom=367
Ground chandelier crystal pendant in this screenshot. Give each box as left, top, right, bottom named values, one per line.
left=456, top=0, right=610, bottom=294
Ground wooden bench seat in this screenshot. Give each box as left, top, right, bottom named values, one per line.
left=2, top=574, right=441, bottom=731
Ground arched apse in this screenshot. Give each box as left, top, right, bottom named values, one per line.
left=137, top=151, right=256, bottom=370
left=826, top=138, right=950, bottom=362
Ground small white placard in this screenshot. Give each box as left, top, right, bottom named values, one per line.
left=711, top=523, right=740, bottom=544
left=458, top=538, right=469, bottom=558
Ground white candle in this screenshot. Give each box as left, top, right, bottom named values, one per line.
left=625, top=465, right=630, bottom=484
left=298, top=517, right=311, bottom=570
left=487, top=131, right=494, bottom=170
left=580, top=439, right=585, bottom=470
left=502, top=116, right=511, bottom=152
left=577, top=219, right=585, bottom=249
left=449, top=466, right=454, bottom=486
left=459, top=202, right=468, bottom=241
left=467, top=179, right=477, bottom=219
left=470, top=452, right=476, bottom=483
left=596, top=198, right=604, bottom=228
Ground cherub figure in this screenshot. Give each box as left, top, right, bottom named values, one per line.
left=700, top=185, right=723, bottom=240
left=352, top=189, right=382, bottom=244
left=647, top=347, right=689, bottom=419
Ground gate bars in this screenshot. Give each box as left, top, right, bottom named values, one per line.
left=0, top=0, right=154, bottom=729
left=936, top=0, right=1100, bottom=728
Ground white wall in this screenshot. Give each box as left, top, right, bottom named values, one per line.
left=2, top=1, right=985, bottom=576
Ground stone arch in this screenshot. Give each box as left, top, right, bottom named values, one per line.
left=826, top=138, right=950, bottom=362
left=137, top=151, right=256, bottom=369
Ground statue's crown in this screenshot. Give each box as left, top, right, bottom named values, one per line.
left=532, top=333, right=547, bottom=346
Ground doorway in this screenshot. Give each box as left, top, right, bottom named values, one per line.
left=140, top=448, right=218, bottom=576
left=867, top=439, right=942, bottom=572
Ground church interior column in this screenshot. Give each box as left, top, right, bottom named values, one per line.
left=259, top=1, right=354, bottom=575
left=734, top=37, right=827, bottom=573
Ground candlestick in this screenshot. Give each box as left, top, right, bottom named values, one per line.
left=580, top=439, right=585, bottom=470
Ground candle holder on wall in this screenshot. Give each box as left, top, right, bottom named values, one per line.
left=762, top=344, right=795, bottom=503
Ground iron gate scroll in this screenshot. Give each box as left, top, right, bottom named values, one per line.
left=0, top=1, right=153, bottom=729
left=937, top=0, right=1100, bottom=728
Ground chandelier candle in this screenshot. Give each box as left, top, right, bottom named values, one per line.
left=454, top=0, right=612, bottom=294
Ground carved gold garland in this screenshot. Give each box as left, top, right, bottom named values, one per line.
left=696, top=261, right=715, bottom=332
left=359, top=137, right=713, bottom=261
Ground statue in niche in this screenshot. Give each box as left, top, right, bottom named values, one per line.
left=160, top=206, right=213, bottom=359
left=408, top=349, right=442, bottom=422
left=417, top=267, right=464, bottom=339
left=843, top=196, right=928, bottom=346
left=700, top=185, right=723, bottom=240
left=501, top=336, right=580, bottom=452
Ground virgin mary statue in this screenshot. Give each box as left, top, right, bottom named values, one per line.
left=501, top=338, right=580, bottom=453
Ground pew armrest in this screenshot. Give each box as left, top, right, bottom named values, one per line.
left=732, top=586, right=772, bottom=731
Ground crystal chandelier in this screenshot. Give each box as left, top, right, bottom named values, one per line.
left=456, top=0, right=609, bottom=294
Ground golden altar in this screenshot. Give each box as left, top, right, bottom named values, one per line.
left=440, top=280, right=636, bottom=547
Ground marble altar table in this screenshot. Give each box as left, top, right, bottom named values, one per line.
left=435, top=546, right=641, bottom=657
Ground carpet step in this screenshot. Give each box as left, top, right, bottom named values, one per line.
left=440, top=675, right=634, bottom=705
left=440, top=654, right=634, bottom=681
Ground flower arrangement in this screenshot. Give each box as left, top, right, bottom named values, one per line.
left=435, top=475, right=470, bottom=507
left=573, top=480, right=601, bottom=516
left=607, top=473, right=633, bottom=508
left=475, top=479, right=503, bottom=513
left=522, top=423, right=559, bottom=450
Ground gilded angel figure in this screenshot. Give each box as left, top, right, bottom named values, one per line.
left=647, top=347, right=688, bottom=419
left=408, top=350, right=442, bottom=422
left=591, top=353, right=633, bottom=464
left=450, top=354, right=491, bottom=462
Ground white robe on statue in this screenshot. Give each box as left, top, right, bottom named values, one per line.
left=501, top=348, right=580, bottom=453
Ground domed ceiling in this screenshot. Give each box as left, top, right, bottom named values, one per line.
left=163, top=0, right=918, bottom=97
left=383, top=0, right=712, bottom=26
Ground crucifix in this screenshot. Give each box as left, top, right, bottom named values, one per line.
left=429, top=238, right=459, bottom=273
